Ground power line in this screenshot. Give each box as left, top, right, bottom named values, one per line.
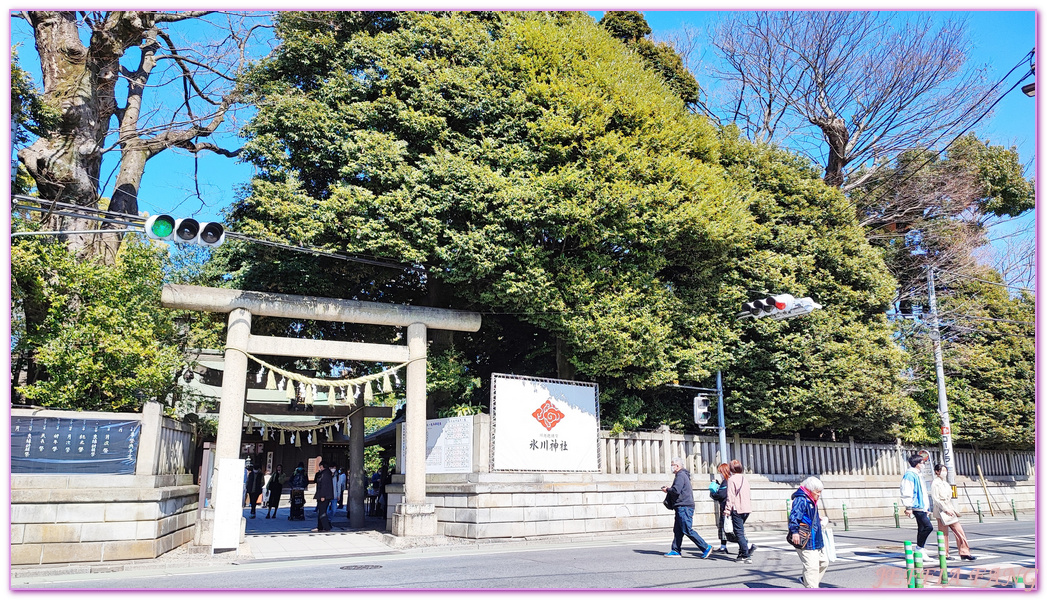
left=936, top=268, right=1033, bottom=294
left=12, top=195, right=417, bottom=272
left=853, top=49, right=1035, bottom=207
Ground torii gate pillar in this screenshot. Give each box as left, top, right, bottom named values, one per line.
left=392, top=323, right=434, bottom=535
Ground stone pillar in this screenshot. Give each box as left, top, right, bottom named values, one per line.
left=848, top=436, right=858, bottom=476
left=216, top=308, right=251, bottom=463
left=348, top=404, right=365, bottom=528
left=135, top=401, right=164, bottom=476
left=392, top=322, right=436, bottom=536
left=660, top=424, right=672, bottom=474
left=212, top=308, right=250, bottom=553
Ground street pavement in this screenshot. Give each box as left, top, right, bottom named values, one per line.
left=11, top=513, right=1035, bottom=592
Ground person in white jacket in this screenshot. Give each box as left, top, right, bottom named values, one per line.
left=899, top=454, right=934, bottom=560
left=930, top=463, right=977, bottom=561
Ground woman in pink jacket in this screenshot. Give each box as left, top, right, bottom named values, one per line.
left=723, top=459, right=756, bottom=563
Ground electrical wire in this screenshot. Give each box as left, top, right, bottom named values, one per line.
left=935, top=268, right=1034, bottom=294
left=12, top=195, right=418, bottom=272
left=851, top=49, right=1035, bottom=207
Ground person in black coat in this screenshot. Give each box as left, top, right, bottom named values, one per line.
left=265, top=464, right=285, bottom=519
left=710, top=462, right=732, bottom=553
left=313, top=460, right=335, bottom=532
left=246, top=466, right=264, bottom=518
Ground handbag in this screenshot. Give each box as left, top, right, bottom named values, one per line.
left=663, top=490, right=677, bottom=510
left=787, top=522, right=811, bottom=549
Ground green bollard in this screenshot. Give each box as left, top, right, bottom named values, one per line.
left=1014, top=576, right=1025, bottom=589
left=905, top=541, right=915, bottom=588
left=843, top=503, right=849, bottom=531
left=914, top=550, right=924, bottom=588
left=1012, top=499, right=1018, bottom=521
left=977, top=500, right=983, bottom=523
left=938, top=531, right=947, bottom=585
left=894, top=503, right=900, bottom=528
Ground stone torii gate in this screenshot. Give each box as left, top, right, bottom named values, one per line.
left=161, top=284, right=481, bottom=548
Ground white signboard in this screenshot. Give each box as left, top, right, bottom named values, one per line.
left=491, top=373, right=600, bottom=472
left=425, top=416, right=473, bottom=473
left=212, top=458, right=245, bottom=552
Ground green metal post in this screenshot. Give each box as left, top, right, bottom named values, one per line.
left=1014, top=576, right=1025, bottom=589
left=914, top=550, right=924, bottom=588
left=904, top=541, right=915, bottom=588
left=977, top=500, right=983, bottom=523
left=842, top=503, right=849, bottom=531
left=1012, top=498, right=1018, bottom=521
left=938, top=531, right=947, bottom=585
left=894, top=503, right=900, bottom=528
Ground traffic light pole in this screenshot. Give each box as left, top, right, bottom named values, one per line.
left=717, top=370, right=728, bottom=464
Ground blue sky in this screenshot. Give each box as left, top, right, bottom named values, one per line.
left=8, top=10, right=1038, bottom=272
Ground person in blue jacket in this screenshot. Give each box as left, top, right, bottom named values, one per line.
left=789, top=476, right=827, bottom=588
left=900, top=453, right=934, bottom=561
left=660, top=457, right=713, bottom=559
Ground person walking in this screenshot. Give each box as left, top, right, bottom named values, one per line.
left=246, top=465, right=264, bottom=518
left=709, top=463, right=731, bottom=554
left=723, top=459, right=755, bottom=563
left=900, top=453, right=935, bottom=561
left=265, top=465, right=285, bottom=518
left=660, top=457, right=714, bottom=559
left=335, top=467, right=347, bottom=510
left=789, top=476, right=829, bottom=588
left=312, top=460, right=334, bottom=532
left=930, top=463, right=977, bottom=561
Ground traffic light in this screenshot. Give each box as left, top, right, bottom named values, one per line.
left=694, top=394, right=711, bottom=425
left=738, top=294, right=821, bottom=320
left=144, top=215, right=225, bottom=247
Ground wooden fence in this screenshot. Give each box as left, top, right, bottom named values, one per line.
left=600, top=428, right=1034, bottom=479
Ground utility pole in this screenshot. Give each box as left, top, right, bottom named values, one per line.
left=717, top=371, right=728, bottom=464
left=927, top=267, right=957, bottom=489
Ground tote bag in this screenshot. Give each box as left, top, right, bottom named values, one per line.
left=821, top=525, right=837, bottom=562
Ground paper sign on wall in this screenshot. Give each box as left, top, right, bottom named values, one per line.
left=491, top=373, right=600, bottom=472
left=425, top=416, right=473, bottom=473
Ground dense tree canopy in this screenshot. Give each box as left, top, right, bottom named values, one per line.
left=212, top=11, right=906, bottom=438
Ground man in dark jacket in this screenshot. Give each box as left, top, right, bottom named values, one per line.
left=246, top=466, right=264, bottom=518
left=660, top=457, right=713, bottom=558
left=313, top=460, right=335, bottom=532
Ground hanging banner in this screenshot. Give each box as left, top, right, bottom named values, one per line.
left=11, top=416, right=140, bottom=474
left=425, top=416, right=473, bottom=473
left=491, top=373, right=600, bottom=472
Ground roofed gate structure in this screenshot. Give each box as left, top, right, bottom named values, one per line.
left=161, top=284, right=481, bottom=551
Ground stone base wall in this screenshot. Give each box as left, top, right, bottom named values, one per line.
left=385, top=472, right=1034, bottom=540
left=11, top=474, right=199, bottom=565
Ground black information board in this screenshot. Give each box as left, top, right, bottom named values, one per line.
left=11, top=416, right=141, bottom=474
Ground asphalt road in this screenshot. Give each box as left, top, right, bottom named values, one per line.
left=13, top=519, right=1035, bottom=592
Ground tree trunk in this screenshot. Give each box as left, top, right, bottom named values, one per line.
left=811, top=115, right=850, bottom=189
left=19, top=11, right=141, bottom=259
left=555, top=336, right=576, bottom=381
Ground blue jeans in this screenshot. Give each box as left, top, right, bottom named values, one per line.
left=731, top=511, right=751, bottom=558
left=672, top=506, right=710, bottom=553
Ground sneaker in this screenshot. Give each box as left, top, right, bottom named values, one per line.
left=715, top=546, right=729, bottom=554
left=702, top=546, right=713, bottom=559
left=960, top=555, right=977, bottom=561
left=749, top=544, right=757, bottom=556
left=735, top=556, right=747, bottom=562
left=664, top=551, right=682, bottom=558
left=743, top=557, right=753, bottom=564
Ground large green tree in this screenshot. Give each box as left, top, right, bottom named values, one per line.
left=217, top=11, right=904, bottom=436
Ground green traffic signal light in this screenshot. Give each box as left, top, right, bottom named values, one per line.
left=148, top=215, right=175, bottom=238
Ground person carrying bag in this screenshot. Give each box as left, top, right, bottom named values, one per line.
left=788, top=476, right=830, bottom=588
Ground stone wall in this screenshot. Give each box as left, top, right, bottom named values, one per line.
left=11, top=474, right=198, bottom=564
left=385, top=472, right=1034, bottom=540
left=10, top=403, right=200, bottom=565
